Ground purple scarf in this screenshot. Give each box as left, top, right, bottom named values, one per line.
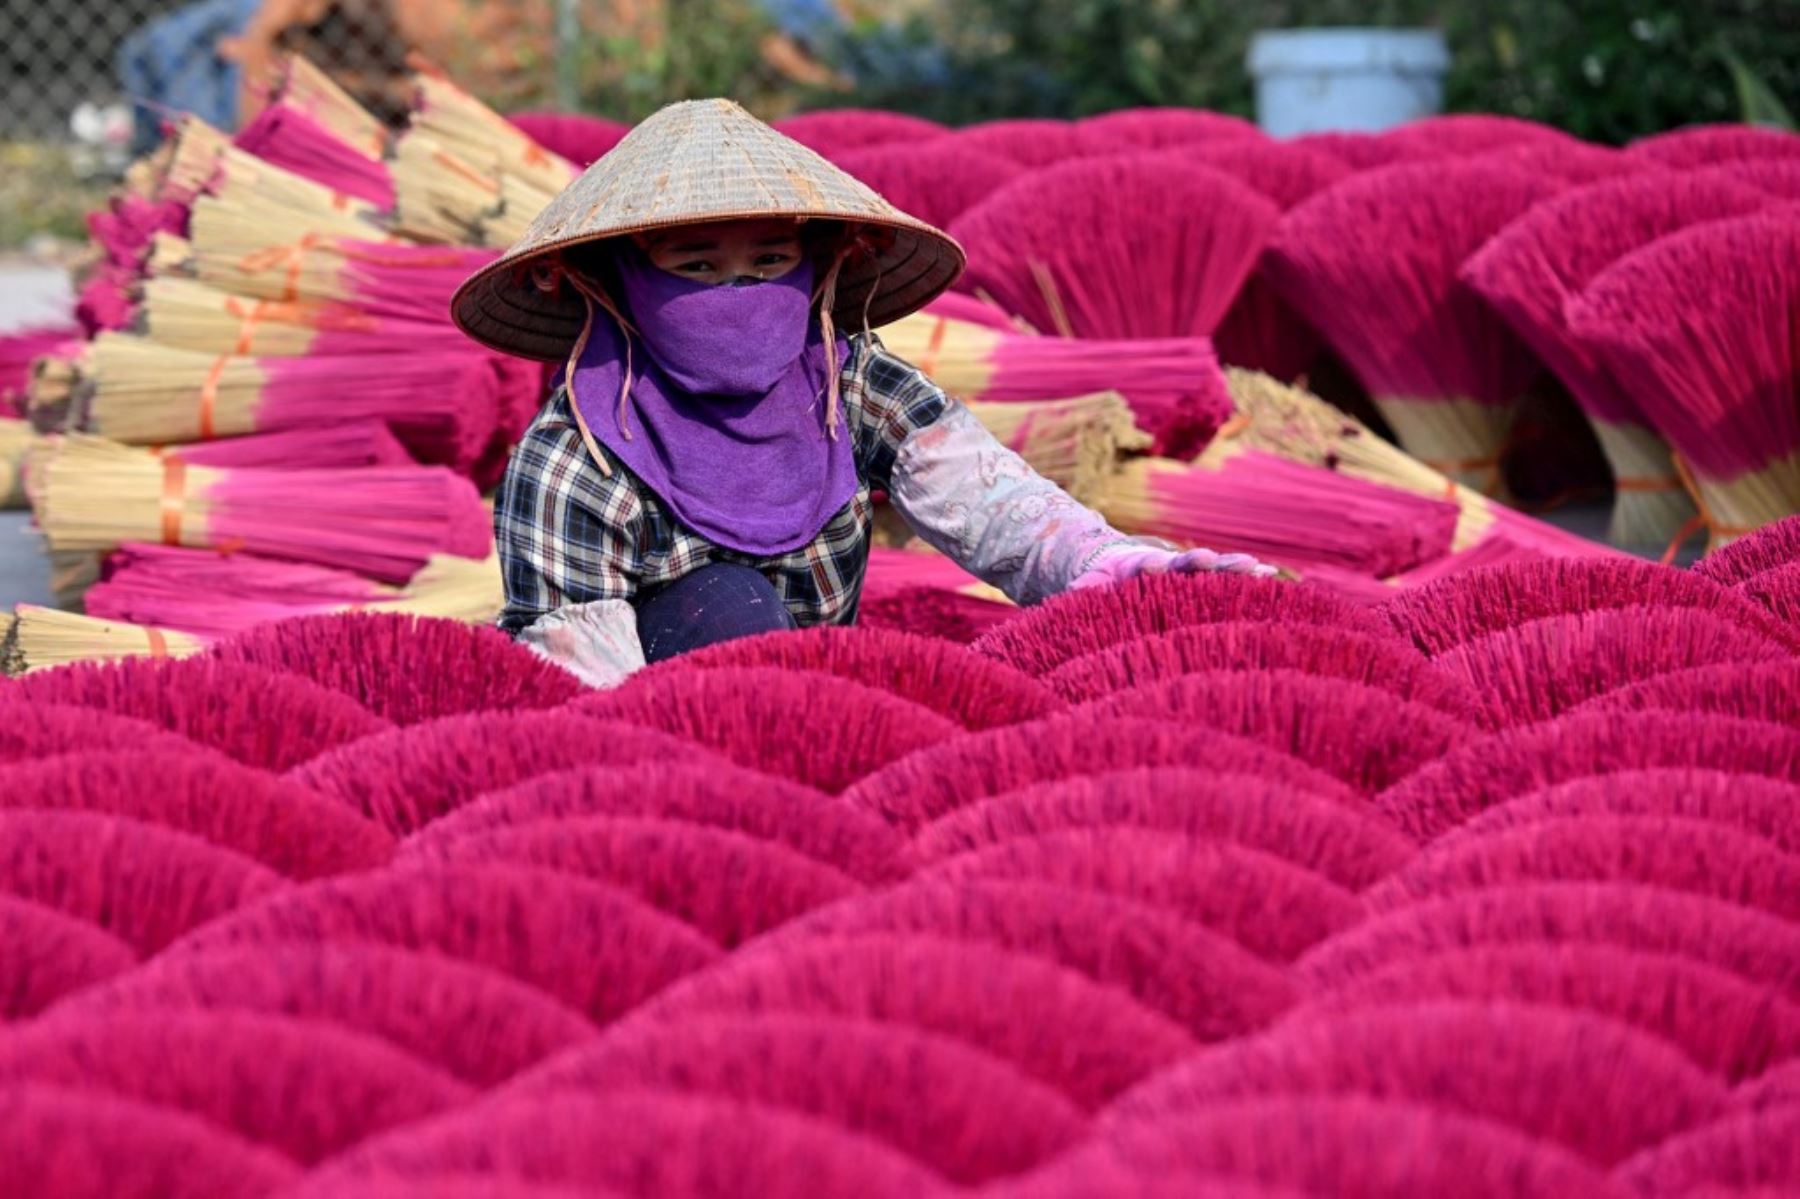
left=569, top=248, right=857, bottom=556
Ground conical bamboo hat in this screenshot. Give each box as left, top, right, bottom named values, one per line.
left=453, top=98, right=966, bottom=361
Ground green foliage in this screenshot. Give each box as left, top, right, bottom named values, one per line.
left=825, top=0, right=1800, bottom=142
left=574, top=0, right=786, bottom=122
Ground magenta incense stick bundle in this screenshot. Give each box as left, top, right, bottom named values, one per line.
left=833, top=142, right=1022, bottom=234
left=1264, top=159, right=1560, bottom=495
left=36, top=435, right=490, bottom=582
left=1568, top=212, right=1800, bottom=548
left=1099, top=447, right=1460, bottom=579
left=952, top=156, right=1279, bottom=341
left=1176, top=139, right=1351, bottom=381
left=1625, top=123, right=1800, bottom=169
left=771, top=109, right=947, bottom=158
left=84, top=544, right=391, bottom=637
left=234, top=102, right=396, bottom=210
left=1076, top=107, right=1264, bottom=151
left=137, top=278, right=472, bottom=359
left=81, top=335, right=502, bottom=475
left=1461, top=172, right=1773, bottom=547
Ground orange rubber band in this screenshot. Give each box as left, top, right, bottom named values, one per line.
left=1420, top=453, right=1503, bottom=497
left=1668, top=453, right=1759, bottom=545
left=160, top=458, right=187, bottom=546
left=237, top=233, right=321, bottom=301
left=433, top=150, right=500, bottom=195
left=1214, top=415, right=1250, bottom=442
left=198, top=356, right=227, bottom=440
left=144, top=628, right=168, bottom=658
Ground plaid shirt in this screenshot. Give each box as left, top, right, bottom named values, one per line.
left=496, top=335, right=948, bottom=634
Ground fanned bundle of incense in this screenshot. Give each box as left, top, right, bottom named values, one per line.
left=1460, top=172, right=1771, bottom=547
left=1291, top=129, right=1413, bottom=170
left=1263, top=160, right=1560, bottom=495
left=1473, top=139, right=1642, bottom=186
left=1568, top=212, right=1800, bottom=548
left=76, top=334, right=502, bottom=473
left=1625, top=123, right=1800, bottom=168
left=136, top=278, right=469, bottom=358
left=2, top=606, right=206, bottom=675
left=1173, top=140, right=1350, bottom=381
left=409, top=72, right=578, bottom=200
left=1222, top=368, right=1622, bottom=570
left=234, top=102, right=396, bottom=210
left=953, top=157, right=1280, bottom=340
left=953, top=118, right=1095, bottom=168
left=33, top=434, right=490, bottom=582
left=773, top=109, right=948, bottom=158
left=1097, top=441, right=1461, bottom=578
left=1378, top=114, right=1584, bottom=159
left=1698, top=158, right=1800, bottom=200
left=965, top=393, right=1148, bottom=504
left=833, top=142, right=1023, bottom=233
left=1077, top=107, right=1265, bottom=150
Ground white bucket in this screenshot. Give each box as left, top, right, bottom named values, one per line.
left=1247, top=28, right=1451, bottom=137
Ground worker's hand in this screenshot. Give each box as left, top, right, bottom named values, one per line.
left=1070, top=545, right=1277, bottom=592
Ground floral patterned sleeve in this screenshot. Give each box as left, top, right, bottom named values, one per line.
left=888, top=397, right=1154, bottom=607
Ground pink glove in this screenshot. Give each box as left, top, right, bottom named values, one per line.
left=1069, top=545, right=1278, bottom=592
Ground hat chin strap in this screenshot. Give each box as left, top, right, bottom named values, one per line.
left=559, top=268, right=639, bottom=474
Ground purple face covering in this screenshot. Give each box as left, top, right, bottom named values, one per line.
left=569, top=245, right=857, bottom=556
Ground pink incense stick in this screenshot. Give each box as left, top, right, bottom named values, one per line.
left=235, top=103, right=396, bottom=210
left=834, top=142, right=1022, bottom=233
left=1174, top=139, right=1351, bottom=381
left=772, top=109, right=948, bottom=158
left=1, top=326, right=79, bottom=414
left=1076, top=107, right=1264, bottom=151
left=1115, top=450, right=1461, bottom=578
left=242, top=351, right=502, bottom=475
left=86, top=543, right=389, bottom=637
left=197, top=463, right=490, bottom=582
left=1625, top=123, right=1800, bottom=169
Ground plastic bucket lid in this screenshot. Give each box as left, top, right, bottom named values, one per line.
left=1248, top=28, right=1450, bottom=76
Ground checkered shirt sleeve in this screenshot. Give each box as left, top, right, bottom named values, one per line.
left=494, top=398, right=643, bottom=634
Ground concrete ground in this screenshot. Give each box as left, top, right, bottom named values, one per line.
left=2, top=264, right=73, bottom=609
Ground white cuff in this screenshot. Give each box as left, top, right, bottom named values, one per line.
left=515, top=598, right=645, bottom=690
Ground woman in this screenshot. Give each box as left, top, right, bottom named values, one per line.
left=453, top=99, right=1268, bottom=688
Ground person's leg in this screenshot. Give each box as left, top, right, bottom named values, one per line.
left=634, top=562, right=798, bottom=663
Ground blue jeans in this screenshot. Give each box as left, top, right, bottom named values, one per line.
left=634, top=562, right=799, bottom=663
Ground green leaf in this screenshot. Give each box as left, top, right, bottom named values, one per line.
left=1721, top=46, right=1797, bottom=129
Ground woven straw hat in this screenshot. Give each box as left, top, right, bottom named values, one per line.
left=452, top=98, right=967, bottom=361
